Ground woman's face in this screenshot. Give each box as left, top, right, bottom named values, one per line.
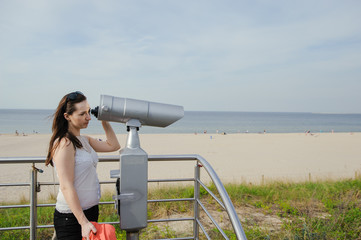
left=66, top=100, right=91, bottom=130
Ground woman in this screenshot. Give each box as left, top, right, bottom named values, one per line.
left=45, top=91, right=120, bottom=240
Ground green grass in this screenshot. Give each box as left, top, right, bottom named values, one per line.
left=1, top=179, right=361, bottom=239
left=225, top=179, right=361, bottom=239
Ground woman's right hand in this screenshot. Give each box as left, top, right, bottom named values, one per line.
left=81, top=221, right=97, bottom=240
left=87, top=121, right=120, bottom=152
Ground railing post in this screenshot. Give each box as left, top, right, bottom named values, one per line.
left=193, top=162, right=201, bottom=240
left=30, top=163, right=38, bottom=240
left=126, top=231, right=139, bottom=240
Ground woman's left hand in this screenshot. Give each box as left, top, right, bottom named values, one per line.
left=81, top=221, right=97, bottom=240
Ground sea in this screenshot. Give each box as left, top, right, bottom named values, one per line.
left=0, top=109, right=361, bottom=135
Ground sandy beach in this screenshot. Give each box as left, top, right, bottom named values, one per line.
left=1, top=132, right=361, bottom=202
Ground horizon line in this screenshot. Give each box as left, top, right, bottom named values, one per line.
left=0, top=108, right=361, bottom=115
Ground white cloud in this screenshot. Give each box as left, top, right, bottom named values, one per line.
left=0, top=0, right=361, bottom=112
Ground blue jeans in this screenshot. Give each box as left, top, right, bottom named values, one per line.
left=54, top=205, right=99, bottom=240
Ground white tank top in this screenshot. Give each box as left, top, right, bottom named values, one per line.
left=55, top=135, right=100, bottom=213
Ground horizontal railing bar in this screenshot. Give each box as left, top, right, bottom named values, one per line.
left=0, top=201, right=114, bottom=209
left=0, top=156, right=46, bottom=164
left=99, top=201, right=114, bottom=205
left=0, top=201, right=116, bottom=210
left=80, top=220, right=199, bottom=227
left=99, top=221, right=119, bottom=225
left=0, top=155, right=200, bottom=164
left=38, top=181, right=116, bottom=186
left=148, top=178, right=195, bottom=183
left=37, top=203, right=55, bottom=207
left=198, top=179, right=226, bottom=210
left=99, top=181, right=116, bottom=184
left=148, top=217, right=194, bottom=223
left=0, top=226, right=30, bottom=231
left=197, top=199, right=229, bottom=240
left=153, top=237, right=194, bottom=240
left=38, top=182, right=58, bottom=186
left=197, top=219, right=211, bottom=240
left=148, top=198, right=194, bottom=203
left=1, top=222, right=119, bottom=231
left=0, top=204, right=30, bottom=209
left=148, top=155, right=198, bottom=162
left=0, top=156, right=120, bottom=164
left=1, top=197, right=195, bottom=209
left=37, top=201, right=114, bottom=208
left=0, top=183, right=30, bottom=187
left=35, top=178, right=195, bottom=187
left=37, top=224, right=54, bottom=229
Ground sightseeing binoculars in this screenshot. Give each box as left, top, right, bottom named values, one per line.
left=90, top=95, right=184, bottom=129
left=90, top=95, right=184, bottom=236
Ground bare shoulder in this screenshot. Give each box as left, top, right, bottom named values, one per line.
left=53, top=137, right=75, bottom=162
left=56, top=137, right=72, bottom=149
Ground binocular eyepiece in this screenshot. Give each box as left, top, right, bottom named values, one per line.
left=90, top=106, right=99, bottom=118
left=90, top=95, right=184, bottom=128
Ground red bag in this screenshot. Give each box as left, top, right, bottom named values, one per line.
left=84, top=222, right=117, bottom=240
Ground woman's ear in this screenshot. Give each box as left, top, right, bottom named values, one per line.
left=64, top=112, right=70, bottom=121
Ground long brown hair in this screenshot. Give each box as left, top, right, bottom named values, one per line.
left=45, top=92, right=87, bottom=166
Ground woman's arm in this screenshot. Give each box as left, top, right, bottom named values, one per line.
left=53, top=138, right=97, bottom=240
left=88, top=121, right=121, bottom=152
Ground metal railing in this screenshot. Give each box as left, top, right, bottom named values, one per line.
left=0, top=155, right=247, bottom=240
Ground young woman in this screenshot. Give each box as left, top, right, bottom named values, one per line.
left=45, top=91, right=120, bottom=240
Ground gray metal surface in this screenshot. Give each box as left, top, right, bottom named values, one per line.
left=30, top=163, right=37, bottom=240
left=114, top=126, right=148, bottom=231
left=96, top=95, right=184, bottom=127
left=126, top=231, right=139, bottom=240
left=193, top=164, right=200, bottom=239
left=195, top=155, right=247, bottom=240
left=198, top=179, right=226, bottom=209
left=197, top=219, right=211, bottom=240
left=198, top=199, right=229, bottom=239
left=148, top=217, right=194, bottom=223
left=148, top=198, right=194, bottom=203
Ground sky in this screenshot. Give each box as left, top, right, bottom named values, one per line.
left=0, top=0, right=361, bottom=113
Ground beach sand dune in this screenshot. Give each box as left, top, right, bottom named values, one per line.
left=1, top=133, right=361, bottom=202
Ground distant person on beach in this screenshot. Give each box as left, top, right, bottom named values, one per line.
left=305, top=130, right=314, bottom=136
left=45, top=91, right=120, bottom=240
